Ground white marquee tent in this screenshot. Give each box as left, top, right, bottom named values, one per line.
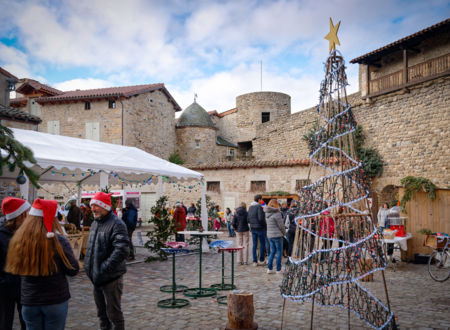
left=1, top=128, right=209, bottom=230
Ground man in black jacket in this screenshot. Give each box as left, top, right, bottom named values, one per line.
left=85, top=192, right=129, bottom=330
left=122, top=199, right=138, bottom=261
left=247, top=194, right=267, bottom=266
left=0, top=197, right=30, bottom=330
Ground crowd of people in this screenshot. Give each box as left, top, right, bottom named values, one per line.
left=0, top=192, right=130, bottom=330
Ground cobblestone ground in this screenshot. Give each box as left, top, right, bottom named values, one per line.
left=14, top=230, right=450, bottom=329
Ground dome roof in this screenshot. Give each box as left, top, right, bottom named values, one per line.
left=176, top=102, right=215, bottom=128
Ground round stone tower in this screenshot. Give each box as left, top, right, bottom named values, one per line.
left=236, top=91, right=291, bottom=142
left=176, top=101, right=217, bottom=164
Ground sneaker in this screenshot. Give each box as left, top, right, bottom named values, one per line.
left=276, top=270, right=283, bottom=274
left=258, top=261, right=267, bottom=266
left=267, top=269, right=275, bottom=274
left=252, top=262, right=258, bottom=267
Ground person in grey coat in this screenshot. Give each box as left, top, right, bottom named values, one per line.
left=264, top=199, right=286, bottom=273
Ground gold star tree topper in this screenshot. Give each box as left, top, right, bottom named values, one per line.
left=324, top=18, right=341, bottom=53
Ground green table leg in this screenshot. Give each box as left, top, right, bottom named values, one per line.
left=160, top=253, right=188, bottom=293
left=211, top=250, right=236, bottom=291
left=158, top=253, right=190, bottom=308
left=184, top=235, right=216, bottom=298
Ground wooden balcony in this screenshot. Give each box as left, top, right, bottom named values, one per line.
left=366, top=53, right=450, bottom=98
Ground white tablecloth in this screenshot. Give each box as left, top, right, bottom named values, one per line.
left=382, top=233, right=413, bottom=251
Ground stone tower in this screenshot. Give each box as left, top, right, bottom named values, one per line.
left=235, top=91, right=291, bottom=155
left=176, top=101, right=217, bottom=164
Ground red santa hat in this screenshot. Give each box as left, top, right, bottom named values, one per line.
left=29, top=199, right=58, bottom=238
left=90, top=192, right=112, bottom=211
left=1, top=197, right=31, bottom=221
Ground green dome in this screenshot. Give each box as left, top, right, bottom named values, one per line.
left=176, top=102, right=215, bottom=128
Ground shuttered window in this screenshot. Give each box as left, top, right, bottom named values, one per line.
left=85, top=122, right=100, bottom=141
left=47, top=120, right=60, bottom=135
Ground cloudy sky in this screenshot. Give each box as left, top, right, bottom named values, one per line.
left=0, top=0, right=448, bottom=113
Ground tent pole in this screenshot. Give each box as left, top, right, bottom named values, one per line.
left=20, top=174, right=30, bottom=201
left=99, top=172, right=109, bottom=189
left=157, top=176, right=163, bottom=198
left=200, top=178, right=209, bottom=252
left=77, top=184, right=82, bottom=207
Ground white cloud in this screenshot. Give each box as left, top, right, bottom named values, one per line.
left=53, top=78, right=116, bottom=91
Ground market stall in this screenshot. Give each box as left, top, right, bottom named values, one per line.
left=1, top=128, right=209, bottom=250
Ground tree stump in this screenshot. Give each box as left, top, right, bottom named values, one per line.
left=226, top=290, right=258, bottom=330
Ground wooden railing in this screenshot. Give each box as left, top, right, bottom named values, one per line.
left=368, top=53, right=450, bottom=96
left=369, top=70, right=403, bottom=94
left=409, top=53, right=450, bottom=82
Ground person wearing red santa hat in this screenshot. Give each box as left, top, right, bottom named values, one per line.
left=5, top=199, right=79, bottom=330
left=0, top=197, right=30, bottom=330
left=85, top=192, right=129, bottom=330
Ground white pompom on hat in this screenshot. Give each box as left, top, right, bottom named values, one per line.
left=1, top=197, right=31, bottom=221
left=29, top=199, right=58, bottom=238
left=90, top=192, right=112, bottom=211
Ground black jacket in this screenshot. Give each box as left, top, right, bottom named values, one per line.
left=21, top=235, right=79, bottom=306
left=247, top=202, right=266, bottom=231
left=232, top=207, right=249, bottom=232
left=0, top=223, right=21, bottom=300
left=84, top=210, right=129, bottom=287
left=286, top=207, right=299, bottom=233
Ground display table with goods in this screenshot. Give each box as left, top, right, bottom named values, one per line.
left=64, top=224, right=83, bottom=260
left=178, top=231, right=223, bottom=298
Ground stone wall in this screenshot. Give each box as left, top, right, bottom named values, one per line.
left=235, top=92, right=291, bottom=142
left=1, top=119, right=38, bottom=131
left=215, top=111, right=239, bottom=144
left=123, top=90, right=177, bottom=159
left=164, top=164, right=321, bottom=209
left=250, top=75, right=450, bottom=193
left=176, top=126, right=217, bottom=164
left=37, top=99, right=123, bottom=144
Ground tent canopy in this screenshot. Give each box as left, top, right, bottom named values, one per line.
left=1, top=128, right=203, bottom=185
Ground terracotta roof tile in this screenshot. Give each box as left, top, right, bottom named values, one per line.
left=350, top=18, right=450, bottom=64
left=35, top=83, right=182, bottom=111
left=186, top=159, right=310, bottom=170
left=0, top=103, right=41, bottom=123
left=0, top=67, right=18, bottom=81
left=218, top=108, right=237, bottom=117
left=16, top=79, right=63, bottom=96
left=9, top=97, right=28, bottom=107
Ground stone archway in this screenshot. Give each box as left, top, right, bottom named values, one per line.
left=379, top=185, right=399, bottom=208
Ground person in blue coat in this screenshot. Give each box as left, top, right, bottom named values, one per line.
left=122, top=199, right=138, bottom=261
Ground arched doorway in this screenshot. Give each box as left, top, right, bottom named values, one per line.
left=379, top=185, right=399, bottom=208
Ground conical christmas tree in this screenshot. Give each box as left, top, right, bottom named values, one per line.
left=280, top=20, right=396, bottom=329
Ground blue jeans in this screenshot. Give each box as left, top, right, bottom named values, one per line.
left=226, top=222, right=235, bottom=237
left=251, top=230, right=266, bottom=262
left=22, top=300, right=68, bottom=330
left=268, top=237, right=283, bottom=271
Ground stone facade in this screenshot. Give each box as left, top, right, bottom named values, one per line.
left=0, top=119, right=38, bottom=131
left=123, top=90, right=176, bottom=159
left=235, top=92, right=291, bottom=142
left=176, top=126, right=217, bottom=164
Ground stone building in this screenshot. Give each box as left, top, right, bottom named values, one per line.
left=2, top=19, right=449, bottom=219
left=10, top=82, right=181, bottom=159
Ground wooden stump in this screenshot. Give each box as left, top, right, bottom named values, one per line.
left=226, top=291, right=258, bottom=330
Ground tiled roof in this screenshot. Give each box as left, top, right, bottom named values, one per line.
left=216, top=136, right=238, bottom=148
left=35, top=83, right=182, bottom=111
left=16, top=79, right=63, bottom=96
left=186, top=159, right=310, bottom=170
left=177, top=101, right=216, bottom=128
left=9, top=97, right=28, bottom=107
left=0, top=67, right=18, bottom=81
left=350, top=18, right=450, bottom=64
left=218, top=108, right=237, bottom=117
left=0, top=103, right=41, bottom=123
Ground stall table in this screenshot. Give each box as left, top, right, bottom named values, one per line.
left=178, top=231, right=222, bottom=298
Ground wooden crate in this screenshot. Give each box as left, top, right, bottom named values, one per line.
left=81, top=227, right=90, bottom=256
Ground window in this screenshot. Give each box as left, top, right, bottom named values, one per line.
left=47, top=121, right=60, bottom=135
left=262, top=112, right=270, bottom=123
left=195, top=139, right=200, bottom=148
left=207, top=181, right=220, bottom=193
left=85, top=101, right=91, bottom=110
left=296, top=179, right=311, bottom=191
left=226, top=148, right=235, bottom=156
left=86, top=122, right=100, bottom=141
left=250, top=181, right=266, bottom=192
left=109, top=100, right=116, bottom=109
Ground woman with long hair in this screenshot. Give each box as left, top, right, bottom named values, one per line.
left=5, top=199, right=79, bottom=330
